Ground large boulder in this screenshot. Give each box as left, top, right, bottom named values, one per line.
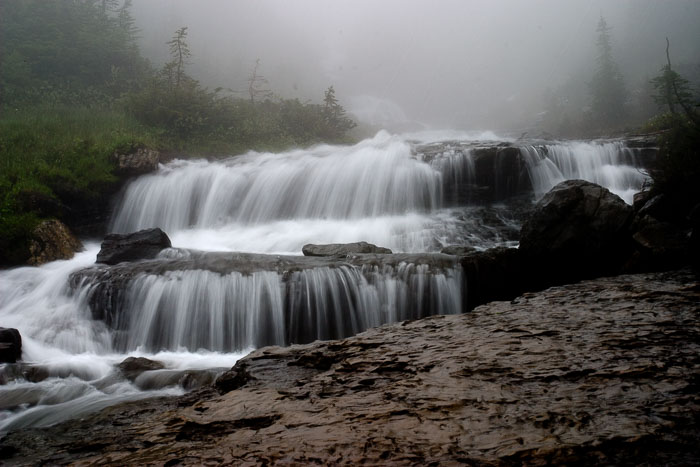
left=0, top=328, right=22, bottom=363
left=302, top=241, right=392, bottom=257
left=113, top=147, right=160, bottom=177
left=519, top=180, right=633, bottom=285
left=28, top=219, right=83, bottom=266
left=96, top=228, right=172, bottom=265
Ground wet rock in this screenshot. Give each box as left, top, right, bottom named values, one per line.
left=117, top=357, right=165, bottom=381
left=632, top=189, right=653, bottom=212
left=28, top=219, right=83, bottom=266
left=0, top=327, right=22, bottom=363
left=96, top=228, right=172, bottom=265
left=215, top=361, right=255, bottom=394
left=2, top=269, right=698, bottom=465
left=113, top=147, right=160, bottom=177
left=459, top=247, right=523, bottom=311
left=133, top=369, right=221, bottom=391
left=630, top=215, right=689, bottom=270
left=440, top=245, right=477, bottom=255
left=519, top=180, right=633, bottom=286
left=302, top=241, right=392, bottom=256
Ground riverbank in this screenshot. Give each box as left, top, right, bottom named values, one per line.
left=2, top=268, right=698, bottom=465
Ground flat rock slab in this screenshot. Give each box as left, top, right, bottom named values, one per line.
left=2, top=269, right=699, bottom=465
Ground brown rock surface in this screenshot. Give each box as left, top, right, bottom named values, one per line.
left=27, top=219, right=83, bottom=266
left=113, top=147, right=160, bottom=177
left=1, top=270, right=698, bottom=465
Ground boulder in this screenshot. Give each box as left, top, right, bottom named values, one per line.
left=302, top=241, right=392, bottom=257
left=113, top=147, right=160, bottom=177
left=0, top=328, right=22, bottom=363
left=519, top=180, right=633, bottom=285
left=28, top=219, right=83, bottom=266
left=117, top=357, right=165, bottom=381
left=96, top=228, right=172, bottom=265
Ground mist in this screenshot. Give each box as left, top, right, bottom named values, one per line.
left=129, top=0, right=700, bottom=132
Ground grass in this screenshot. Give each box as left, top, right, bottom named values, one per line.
left=0, top=105, right=160, bottom=264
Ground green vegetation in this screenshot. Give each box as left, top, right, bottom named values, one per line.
left=645, top=39, right=700, bottom=216
left=0, top=0, right=356, bottom=265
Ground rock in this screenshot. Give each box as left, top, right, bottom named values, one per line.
left=630, top=215, right=689, bottom=270
left=2, top=269, right=698, bottom=465
left=113, top=147, right=160, bottom=177
left=96, top=228, right=172, bottom=265
left=28, top=219, right=83, bottom=266
left=117, top=357, right=165, bottom=381
left=440, top=245, right=477, bottom=255
left=519, top=180, right=633, bottom=285
left=302, top=241, right=392, bottom=256
left=215, top=362, right=255, bottom=394
left=0, top=328, right=22, bottom=363
left=459, top=247, right=523, bottom=311
left=632, top=189, right=653, bottom=211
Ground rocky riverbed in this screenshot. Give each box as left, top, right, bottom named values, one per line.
left=2, top=268, right=698, bottom=465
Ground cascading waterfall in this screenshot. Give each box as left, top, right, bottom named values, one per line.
left=89, top=263, right=462, bottom=353
left=0, top=131, right=652, bottom=432
left=520, top=141, right=647, bottom=203
left=111, top=133, right=442, bottom=233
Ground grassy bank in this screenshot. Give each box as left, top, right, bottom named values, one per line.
left=0, top=106, right=160, bottom=264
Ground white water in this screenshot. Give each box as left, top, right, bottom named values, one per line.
left=0, top=131, right=649, bottom=432
left=521, top=141, right=647, bottom=204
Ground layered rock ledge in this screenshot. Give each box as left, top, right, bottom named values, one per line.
left=2, top=269, right=698, bottom=465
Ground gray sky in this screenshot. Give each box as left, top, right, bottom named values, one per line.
left=131, top=0, right=700, bottom=130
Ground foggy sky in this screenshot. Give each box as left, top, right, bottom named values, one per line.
left=131, top=0, right=700, bottom=131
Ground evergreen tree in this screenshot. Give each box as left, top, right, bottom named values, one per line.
left=651, top=38, right=696, bottom=118
left=322, top=86, right=356, bottom=139
left=247, top=59, right=273, bottom=104
left=589, top=16, right=627, bottom=128
left=166, top=27, right=190, bottom=92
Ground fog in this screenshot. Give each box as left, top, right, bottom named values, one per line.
left=131, top=0, right=700, bottom=131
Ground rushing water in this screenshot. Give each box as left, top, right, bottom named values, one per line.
left=0, top=131, right=650, bottom=432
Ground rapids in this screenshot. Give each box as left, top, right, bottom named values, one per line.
left=0, top=131, right=650, bottom=432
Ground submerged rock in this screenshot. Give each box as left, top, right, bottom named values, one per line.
left=117, top=357, right=165, bottom=381
left=96, top=228, right=172, bottom=265
left=2, top=269, right=698, bottom=465
left=28, top=219, right=83, bottom=266
left=302, top=241, right=392, bottom=256
left=0, top=328, right=22, bottom=363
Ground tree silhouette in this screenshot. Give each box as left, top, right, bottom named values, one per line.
left=322, top=86, right=356, bottom=139
left=589, top=16, right=627, bottom=128
left=166, top=26, right=190, bottom=92
left=247, top=59, right=273, bottom=104
left=651, top=38, right=696, bottom=120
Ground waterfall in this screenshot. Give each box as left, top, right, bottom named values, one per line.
left=76, top=261, right=463, bottom=353
left=111, top=132, right=442, bottom=233
left=0, top=131, right=653, bottom=432
left=521, top=141, right=647, bottom=203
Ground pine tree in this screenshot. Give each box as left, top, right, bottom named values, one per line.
left=589, top=16, right=627, bottom=128
left=322, top=86, right=356, bottom=139
left=166, top=26, right=190, bottom=92
left=247, top=59, right=273, bottom=104
left=651, top=38, right=695, bottom=118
